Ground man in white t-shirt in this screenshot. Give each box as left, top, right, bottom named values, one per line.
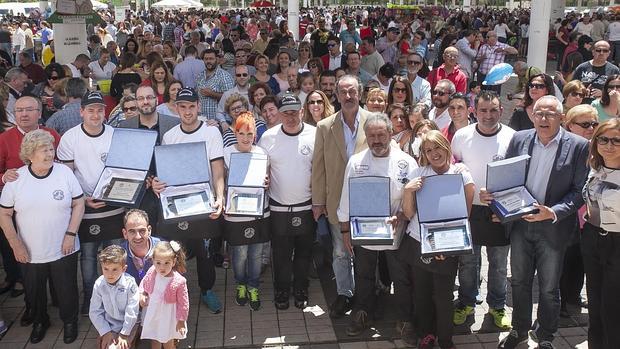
left=57, top=91, right=125, bottom=316
left=450, top=91, right=516, bottom=331
left=337, top=113, right=418, bottom=344
left=258, top=92, right=316, bottom=311
left=155, top=87, right=225, bottom=314
left=429, top=79, right=455, bottom=130
left=87, top=48, right=116, bottom=82
left=573, top=15, right=594, bottom=37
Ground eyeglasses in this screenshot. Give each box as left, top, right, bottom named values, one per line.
left=393, top=87, right=407, bottom=93
left=136, top=96, right=157, bottom=102
left=230, top=105, right=246, bottom=112
left=14, top=107, right=40, bottom=113
left=533, top=111, right=560, bottom=119
left=596, top=135, right=620, bottom=146
left=432, top=90, right=449, bottom=96
left=569, top=91, right=585, bottom=98
left=236, top=73, right=249, bottom=77
left=123, top=106, right=138, bottom=112
left=529, top=83, right=547, bottom=90
left=307, top=100, right=324, bottom=105
left=407, top=60, right=422, bottom=65
left=608, top=84, right=620, bottom=90
left=574, top=121, right=599, bottom=129
left=594, top=49, right=610, bottom=53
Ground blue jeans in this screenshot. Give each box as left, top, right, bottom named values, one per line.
left=231, top=243, right=263, bottom=289
left=330, top=223, right=354, bottom=297
left=458, top=244, right=510, bottom=309
left=510, top=221, right=564, bottom=341
left=80, top=238, right=124, bottom=302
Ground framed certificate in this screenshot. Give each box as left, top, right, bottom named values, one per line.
left=351, top=217, right=392, bottom=244
left=420, top=220, right=472, bottom=257
left=349, top=176, right=393, bottom=245
left=226, top=187, right=265, bottom=216
left=160, top=183, right=215, bottom=220
left=487, top=155, right=539, bottom=223
left=101, top=178, right=143, bottom=204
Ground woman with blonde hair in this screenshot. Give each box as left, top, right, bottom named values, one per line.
left=562, top=80, right=587, bottom=112
left=564, top=104, right=599, bottom=141
left=365, top=88, right=388, bottom=113
left=303, top=90, right=334, bottom=126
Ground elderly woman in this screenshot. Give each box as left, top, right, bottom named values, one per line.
left=303, top=90, right=334, bottom=126
left=365, top=88, right=388, bottom=113
left=107, top=95, right=139, bottom=127
left=401, top=130, right=475, bottom=349
left=562, top=80, right=587, bottom=113
left=0, top=129, right=84, bottom=344
left=581, top=118, right=620, bottom=348
left=223, top=94, right=266, bottom=147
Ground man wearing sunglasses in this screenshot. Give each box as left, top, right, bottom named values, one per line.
left=217, top=65, right=251, bottom=129
left=572, top=40, right=620, bottom=103
left=46, top=78, right=88, bottom=136
left=429, top=79, right=455, bottom=131
left=406, top=52, right=431, bottom=108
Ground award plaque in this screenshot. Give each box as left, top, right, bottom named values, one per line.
left=225, top=152, right=268, bottom=217
left=349, top=176, right=393, bottom=245
left=160, top=183, right=215, bottom=220
left=416, top=174, right=473, bottom=257
left=487, top=155, right=539, bottom=223
left=102, top=178, right=143, bottom=203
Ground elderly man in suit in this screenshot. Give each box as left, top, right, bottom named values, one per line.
left=488, top=95, right=589, bottom=349
left=312, top=75, right=371, bottom=318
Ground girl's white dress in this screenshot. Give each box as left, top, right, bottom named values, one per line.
left=141, top=273, right=187, bottom=343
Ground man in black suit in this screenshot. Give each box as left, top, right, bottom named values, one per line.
left=489, top=96, right=589, bottom=349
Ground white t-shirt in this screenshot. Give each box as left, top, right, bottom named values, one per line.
left=451, top=124, right=515, bottom=205
left=574, top=22, right=593, bottom=37
left=429, top=107, right=451, bottom=130
left=494, top=23, right=510, bottom=39
left=88, top=60, right=117, bottom=81
left=337, top=148, right=418, bottom=251
left=57, top=124, right=114, bottom=196
left=257, top=123, right=316, bottom=205
left=0, top=163, right=82, bottom=263
left=404, top=165, right=474, bottom=242
left=609, top=21, right=620, bottom=42
left=162, top=121, right=224, bottom=161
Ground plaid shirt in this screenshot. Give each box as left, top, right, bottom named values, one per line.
left=195, top=66, right=234, bottom=121
left=476, top=42, right=509, bottom=75
left=45, top=100, right=82, bottom=135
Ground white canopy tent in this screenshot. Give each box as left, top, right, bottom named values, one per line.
left=151, top=0, right=203, bottom=9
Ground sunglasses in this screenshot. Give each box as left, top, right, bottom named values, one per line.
left=307, top=100, right=324, bottom=105
left=432, top=90, right=449, bottom=96
left=529, top=83, right=547, bottom=90
left=569, top=91, right=585, bottom=98
left=595, top=49, right=610, bottom=53
left=393, top=87, right=407, bottom=93
left=123, top=106, right=138, bottom=112
left=596, top=135, right=620, bottom=146
left=236, top=73, right=249, bottom=77
left=407, top=60, right=422, bottom=65
left=574, top=121, right=599, bottom=129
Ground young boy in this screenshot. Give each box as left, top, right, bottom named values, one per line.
left=89, top=245, right=140, bottom=349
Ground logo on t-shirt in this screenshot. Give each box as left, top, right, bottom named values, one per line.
left=52, top=190, right=64, bottom=200
left=244, top=227, right=255, bottom=239
left=300, top=145, right=311, bottom=156
left=100, top=153, right=108, bottom=163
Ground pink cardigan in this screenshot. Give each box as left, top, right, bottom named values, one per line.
left=139, top=266, right=189, bottom=321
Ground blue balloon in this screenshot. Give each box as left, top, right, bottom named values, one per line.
left=483, top=63, right=514, bottom=86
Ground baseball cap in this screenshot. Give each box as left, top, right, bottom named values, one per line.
left=81, top=91, right=105, bottom=107
left=176, top=87, right=198, bottom=103
left=278, top=92, right=302, bottom=112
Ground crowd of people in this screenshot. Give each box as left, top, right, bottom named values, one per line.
left=0, top=3, right=617, bottom=349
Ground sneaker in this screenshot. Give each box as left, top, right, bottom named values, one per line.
left=345, top=310, right=369, bottom=336
left=201, top=290, right=222, bottom=314
left=453, top=303, right=474, bottom=325
left=293, top=289, right=308, bottom=309
left=537, top=341, right=555, bottom=349
left=395, top=320, right=416, bottom=346
left=235, top=285, right=247, bottom=306
left=498, top=330, right=528, bottom=349
left=274, top=289, right=290, bottom=310
left=418, top=334, right=436, bottom=349
left=489, top=308, right=512, bottom=330
left=329, top=295, right=353, bottom=318
left=248, top=288, right=261, bottom=311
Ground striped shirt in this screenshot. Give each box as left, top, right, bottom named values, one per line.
left=222, top=120, right=268, bottom=147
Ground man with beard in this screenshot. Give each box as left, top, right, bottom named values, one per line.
left=319, top=70, right=340, bottom=112
left=406, top=52, right=431, bottom=108
left=429, top=79, right=455, bottom=130
left=196, top=49, right=234, bottom=127
left=338, top=113, right=418, bottom=344
left=312, top=75, right=371, bottom=319
left=310, top=17, right=331, bottom=58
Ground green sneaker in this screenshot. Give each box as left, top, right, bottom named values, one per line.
left=489, top=308, right=512, bottom=330
left=248, top=287, right=261, bottom=311
left=453, top=304, right=475, bottom=325
left=235, top=285, right=247, bottom=306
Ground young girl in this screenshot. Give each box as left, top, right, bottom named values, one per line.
left=297, top=71, right=315, bottom=105
left=140, top=241, right=190, bottom=349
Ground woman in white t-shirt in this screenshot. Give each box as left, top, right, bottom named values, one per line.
left=401, top=130, right=475, bottom=349
left=0, top=130, right=84, bottom=344
left=222, top=113, right=270, bottom=312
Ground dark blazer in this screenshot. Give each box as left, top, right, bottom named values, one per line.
left=505, top=128, right=589, bottom=248
left=117, top=113, right=180, bottom=144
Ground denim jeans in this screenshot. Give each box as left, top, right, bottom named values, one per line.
left=330, top=223, right=354, bottom=297
left=510, top=221, right=564, bottom=341
left=457, top=244, right=510, bottom=309
left=231, top=243, right=263, bottom=289
left=80, top=238, right=124, bottom=302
